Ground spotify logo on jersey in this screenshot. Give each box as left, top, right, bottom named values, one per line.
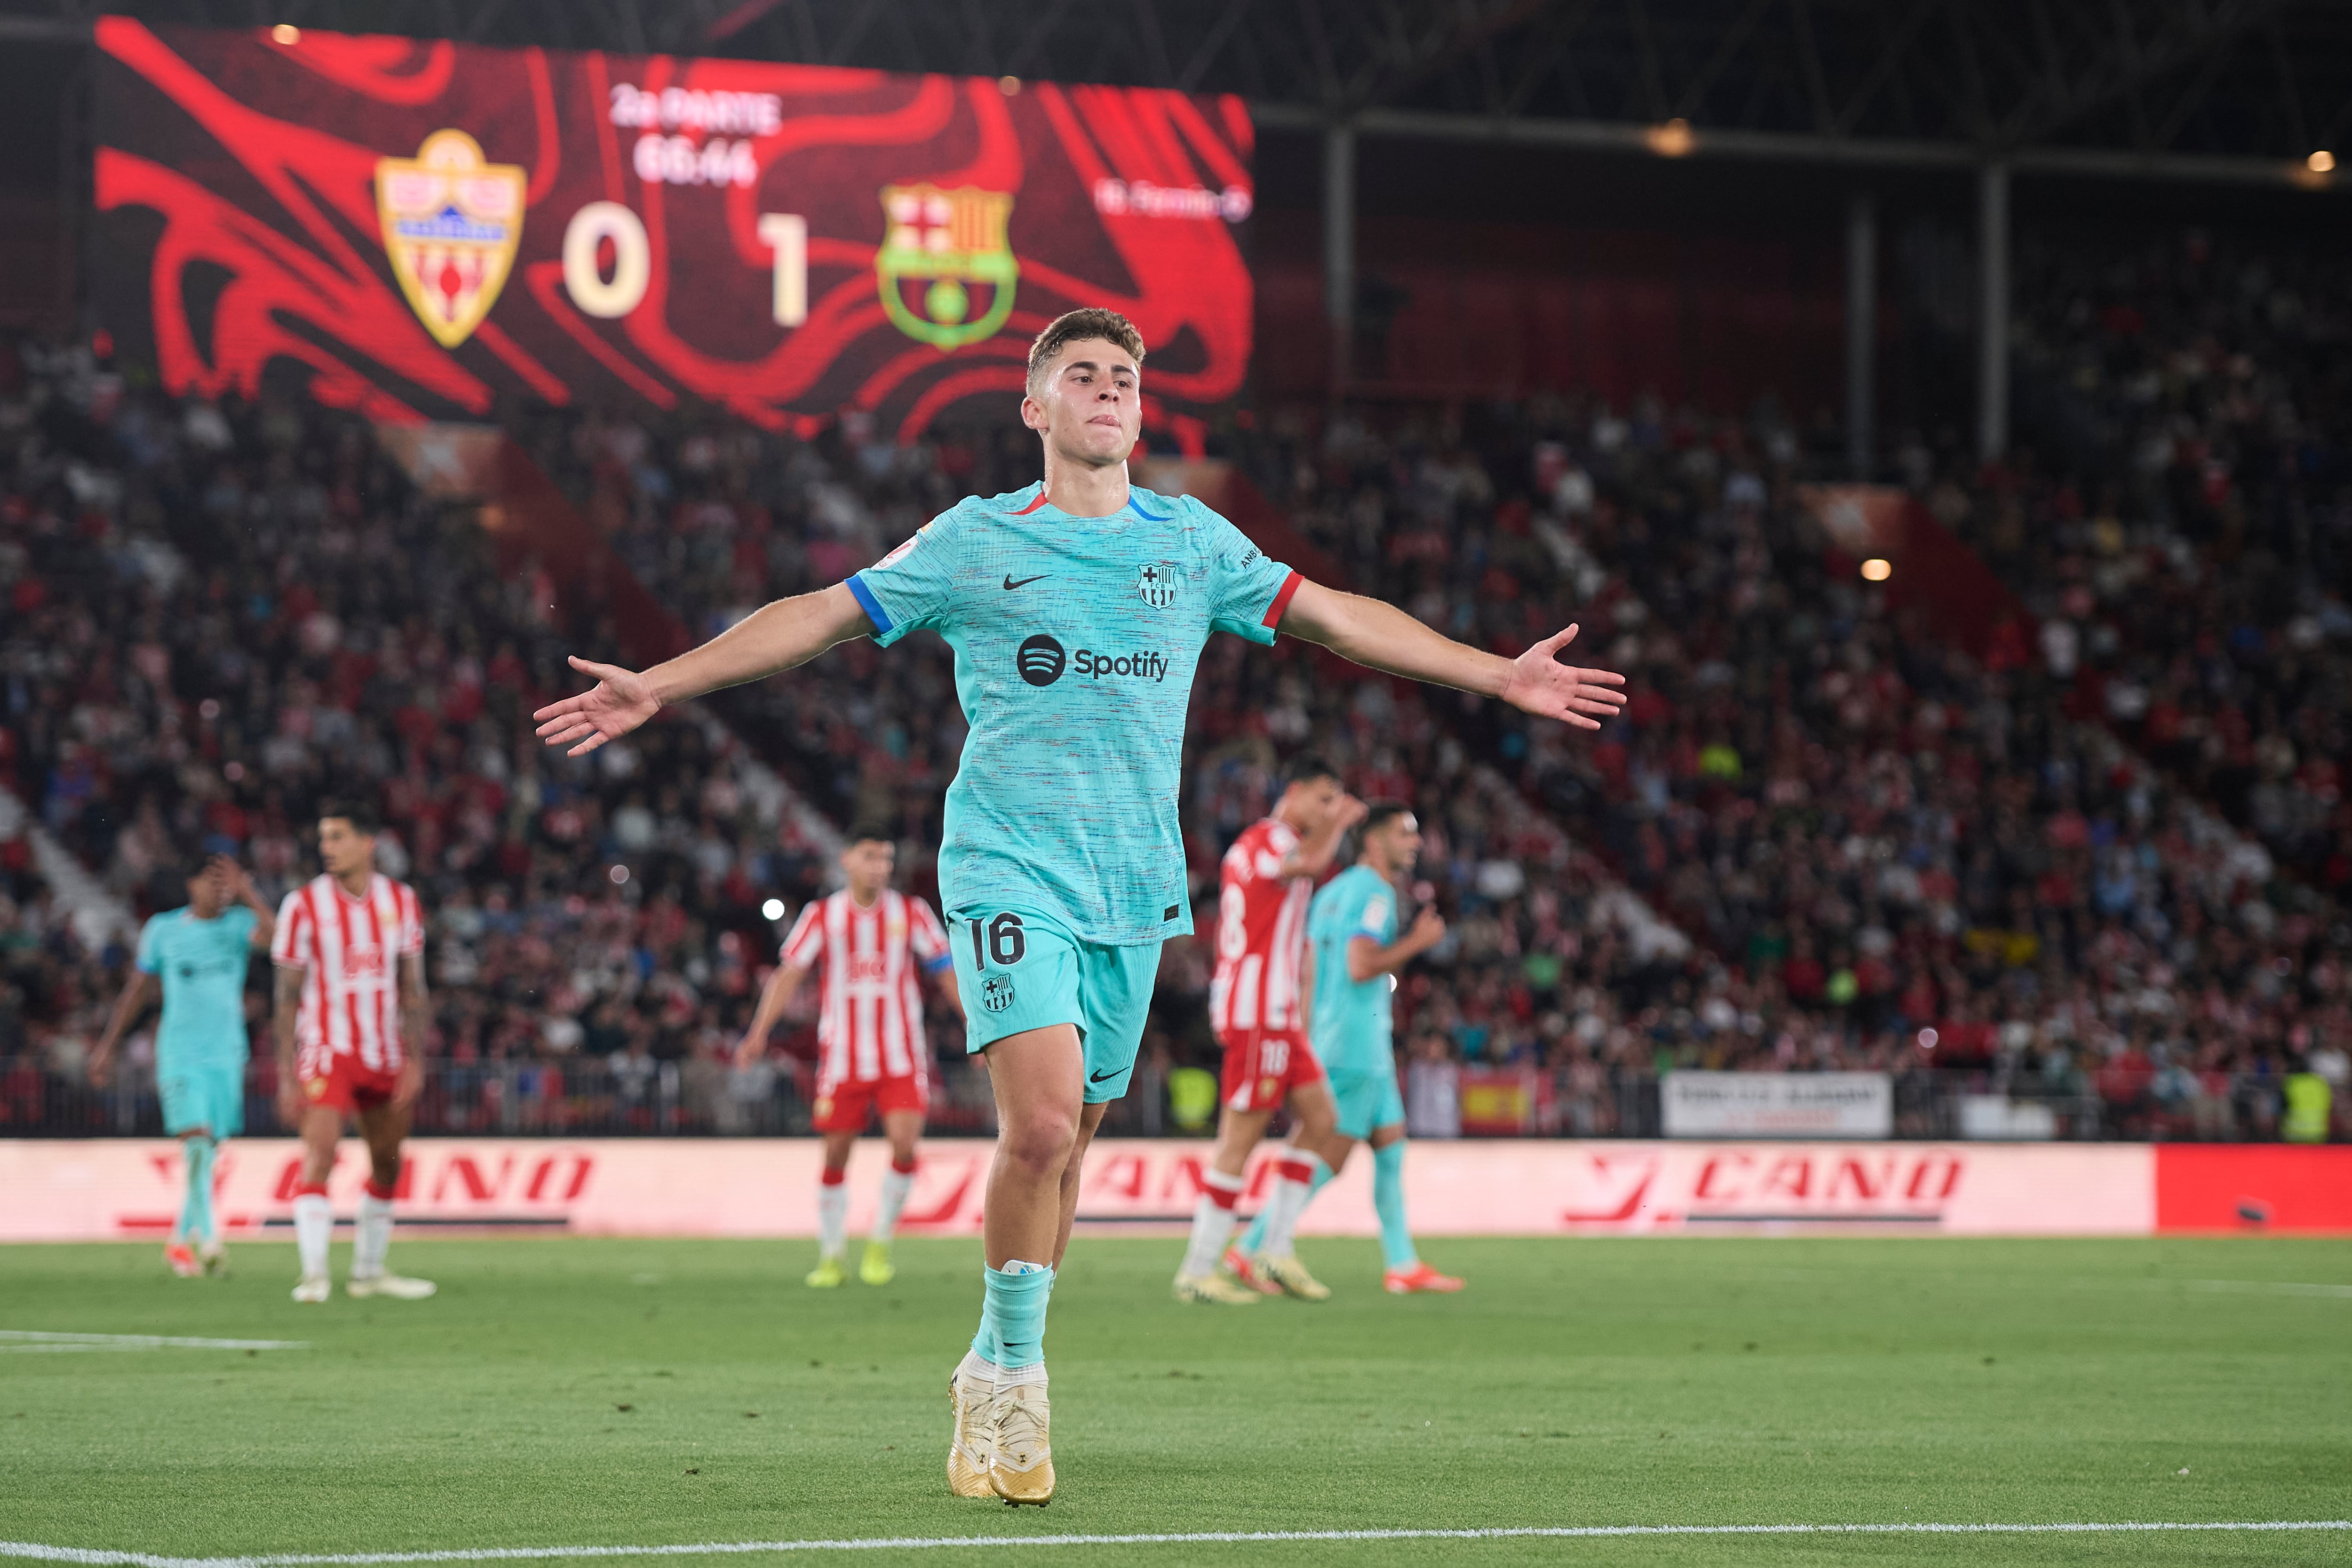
left=1017, top=634, right=1067, bottom=686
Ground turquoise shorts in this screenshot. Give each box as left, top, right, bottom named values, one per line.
left=948, top=905, right=1161, bottom=1105
left=1328, top=1067, right=1405, bottom=1142
left=158, top=1058, right=245, bottom=1138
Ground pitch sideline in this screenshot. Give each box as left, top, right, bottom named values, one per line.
left=0, top=1331, right=308, bottom=1354
left=4, top=1521, right=2348, bottom=1562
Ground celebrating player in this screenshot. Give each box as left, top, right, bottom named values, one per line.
left=531, top=308, right=1624, bottom=1504
left=1237, top=802, right=1462, bottom=1293
left=1171, top=755, right=1362, bottom=1305
left=737, top=825, right=963, bottom=1290
left=271, top=802, right=437, bottom=1304
left=88, top=852, right=276, bottom=1277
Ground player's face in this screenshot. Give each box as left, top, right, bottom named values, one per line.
left=317, top=818, right=374, bottom=878
left=1289, top=776, right=1342, bottom=832
left=185, top=866, right=224, bottom=916
left=1370, top=813, right=1422, bottom=876
left=1020, top=338, right=1140, bottom=469
left=842, top=838, right=895, bottom=899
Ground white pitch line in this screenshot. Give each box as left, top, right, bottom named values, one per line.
left=3, top=1522, right=2344, bottom=1563
left=2185, top=1279, right=2352, bottom=1299
left=0, top=1332, right=307, bottom=1353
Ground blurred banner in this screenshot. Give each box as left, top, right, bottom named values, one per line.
left=15, top=1138, right=2344, bottom=1240
left=1661, top=1072, right=1895, bottom=1139
left=90, top=20, right=1252, bottom=446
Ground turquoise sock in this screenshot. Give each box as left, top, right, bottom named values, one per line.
left=1237, top=1155, right=1332, bottom=1255
left=971, top=1262, right=1055, bottom=1370
left=1374, top=1141, right=1416, bottom=1271
left=180, top=1138, right=215, bottom=1246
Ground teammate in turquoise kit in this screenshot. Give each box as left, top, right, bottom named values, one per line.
left=1237, top=803, right=1463, bottom=1292
left=531, top=307, right=1626, bottom=1504
left=89, top=852, right=277, bottom=1277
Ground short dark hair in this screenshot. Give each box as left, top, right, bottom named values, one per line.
left=846, top=819, right=896, bottom=848
left=1360, top=800, right=1415, bottom=838
left=1026, top=308, right=1145, bottom=393
left=183, top=848, right=220, bottom=882
left=318, top=799, right=380, bottom=836
left=1282, top=754, right=1340, bottom=788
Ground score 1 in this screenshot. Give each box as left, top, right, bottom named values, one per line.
left=561, top=202, right=808, bottom=326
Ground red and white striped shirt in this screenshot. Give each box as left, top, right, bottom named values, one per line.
left=271, top=873, right=426, bottom=1073
left=782, top=889, right=952, bottom=1089
left=1208, top=817, right=1311, bottom=1037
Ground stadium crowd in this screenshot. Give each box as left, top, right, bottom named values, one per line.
left=3, top=221, right=2347, bottom=1141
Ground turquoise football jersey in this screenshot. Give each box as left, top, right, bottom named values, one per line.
left=1308, top=864, right=1400, bottom=1076
left=136, top=905, right=258, bottom=1068
left=850, top=483, right=1297, bottom=946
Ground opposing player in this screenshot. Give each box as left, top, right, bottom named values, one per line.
left=271, top=802, right=436, bottom=1304
left=738, top=824, right=963, bottom=1289
left=1171, top=755, right=1362, bottom=1305
left=531, top=308, right=1623, bottom=1503
left=1236, top=802, right=1462, bottom=1293
left=88, top=852, right=276, bottom=1277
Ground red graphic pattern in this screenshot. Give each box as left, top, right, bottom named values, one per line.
left=93, top=21, right=1253, bottom=442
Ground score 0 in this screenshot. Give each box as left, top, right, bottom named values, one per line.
left=560, top=202, right=807, bottom=326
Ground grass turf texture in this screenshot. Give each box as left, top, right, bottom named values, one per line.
left=1, top=1237, right=2347, bottom=1566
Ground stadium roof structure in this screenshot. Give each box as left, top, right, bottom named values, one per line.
left=9, top=0, right=2352, bottom=186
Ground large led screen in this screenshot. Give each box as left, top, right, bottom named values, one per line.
left=92, top=20, right=1253, bottom=445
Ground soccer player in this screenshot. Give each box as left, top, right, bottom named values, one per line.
left=271, top=802, right=437, bottom=1304
left=1236, top=802, right=1463, bottom=1293
left=88, top=852, right=276, bottom=1277
left=531, top=307, right=1623, bottom=1504
left=1172, top=755, right=1362, bottom=1305
left=737, top=824, right=963, bottom=1289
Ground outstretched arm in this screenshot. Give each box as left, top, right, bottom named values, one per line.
left=1277, top=581, right=1627, bottom=731
left=87, top=971, right=159, bottom=1086
left=534, top=583, right=873, bottom=757
left=736, top=961, right=810, bottom=1067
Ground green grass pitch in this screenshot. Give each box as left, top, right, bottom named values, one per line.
left=3, top=1234, right=2348, bottom=1565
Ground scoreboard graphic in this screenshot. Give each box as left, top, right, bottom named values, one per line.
left=91, top=20, right=1254, bottom=445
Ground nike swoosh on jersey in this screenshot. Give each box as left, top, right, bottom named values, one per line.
left=1003, top=574, right=1049, bottom=590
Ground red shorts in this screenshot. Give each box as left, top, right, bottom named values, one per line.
left=300, top=1050, right=402, bottom=1116
left=811, top=1074, right=929, bottom=1134
left=1216, top=1027, right=1324, bottom=1114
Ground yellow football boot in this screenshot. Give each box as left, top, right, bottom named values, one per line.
left=1255, top=1252, right=1332, bottom=1302
left=946, top=1353, right=997, bottom=1497
left=1172, top=1270, right=1261, bottom=1305
left=805, top=1255, right=847, bottom=1289
left=859, top=1241, right=896, bottom=1286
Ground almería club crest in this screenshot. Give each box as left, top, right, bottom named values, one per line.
left=376, top=130, right=525, bottom=350
left=876, top=183, right=1017, bottom=350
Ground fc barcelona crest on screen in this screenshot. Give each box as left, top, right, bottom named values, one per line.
left=876, top=183, right=1018, bottom=350
left=375, top=130, right=525, bottom=350
left=1137, top=561, right=1180, bottom=609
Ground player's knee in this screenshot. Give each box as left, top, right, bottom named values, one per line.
left=370, top=1150, right=402, bottom=1188
left=998, top=1106, right=1080, bottom=1178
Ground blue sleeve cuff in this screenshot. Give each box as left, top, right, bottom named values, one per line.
left=845, top=573, right=892, bottom=636
left=923, top=953, right=954, bottom=974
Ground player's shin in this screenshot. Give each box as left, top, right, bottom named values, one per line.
left=1176, top=1167, right=1244, bottom=1280
left=180, top=1137, right=217, bottom=1247
left=1261, top=1152, right=1331, bottom=1256
left=817, top=1168, right=849, bottom=1258
left=872, top=1155, right=916, bottom=1244
left=1373, top=1141, right=1416, bottom=1271
left=292, top=1184, right=332, bottom=1282
left=353, top=1180, right=395, bottom=1279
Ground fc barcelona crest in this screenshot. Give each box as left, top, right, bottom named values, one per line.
left=1137, top=561, right=1180, bottom=609
left=376, top=130, right=525, bottom=350
left=876, top=183, right=1018, bottom=351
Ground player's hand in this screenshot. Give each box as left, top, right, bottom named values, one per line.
left=211, top=855, right=253, bottom=900
left=533, top=656, right=662, bottom=757
left=1406, top=907, right=1446, bottom=951
left=86, top=1049, right=112, bottom=1089
left=1334, top=793, right=1369, bottom=832
left=733, top=1037, right=766, bottom=1070
left=392, top=1057, right=424, bottom=1111
left=1499, top=625, right=1627, bottom=731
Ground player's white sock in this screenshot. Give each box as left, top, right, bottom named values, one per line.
left=1177, top=1168, right=1245, bottom=1278
left=293, top=1186, right=332, bottom=1280
left=1261, top=1152, right=1330, bottom=1256
left=817, top=1170, right=848, bottom=1259
left=352, top=1185, right=395, bottom=1280
left=872, top=1157, right=916, bottom=1244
